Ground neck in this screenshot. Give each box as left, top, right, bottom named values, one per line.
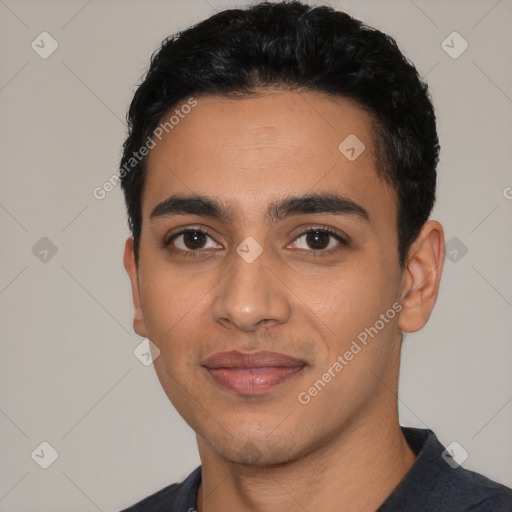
left=196, top=409, right=416, bottom=512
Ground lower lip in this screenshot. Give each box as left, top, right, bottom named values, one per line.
left=205, top=366, right=304, bottom=394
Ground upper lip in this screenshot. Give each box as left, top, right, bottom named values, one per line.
left=202, top=350, right=306, bottom=369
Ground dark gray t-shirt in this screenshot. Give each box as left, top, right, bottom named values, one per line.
left=120, top=427, right=512, bottom=511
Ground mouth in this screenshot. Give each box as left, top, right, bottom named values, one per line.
left=202, top=350, right=307, bottom=394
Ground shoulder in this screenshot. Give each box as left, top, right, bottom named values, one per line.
left=119, top=466, right=201, bottom=512
left=441, top=465, right=512, bottom=511
left=381, top=428, right=512, bottom=512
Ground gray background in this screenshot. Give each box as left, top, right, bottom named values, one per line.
left=1, top=0, right=511, bottom=510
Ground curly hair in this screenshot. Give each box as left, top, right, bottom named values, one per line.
left=120, top=0, right=439, bottom=266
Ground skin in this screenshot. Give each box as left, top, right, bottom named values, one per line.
left=124, top=89, right=445, bottom=511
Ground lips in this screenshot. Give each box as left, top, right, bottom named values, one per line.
left=202, top=350, right=306, bottom=394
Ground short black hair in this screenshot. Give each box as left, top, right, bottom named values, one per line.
left=120, top=0, right=439, bottom=266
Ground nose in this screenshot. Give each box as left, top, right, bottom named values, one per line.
left=211, top=248, right=291, bottom=333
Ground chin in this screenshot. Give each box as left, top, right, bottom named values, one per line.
left=202, top=425, right=311, bottom=467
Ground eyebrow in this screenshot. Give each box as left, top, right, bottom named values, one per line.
left=150, top=193, right=370, bottom=225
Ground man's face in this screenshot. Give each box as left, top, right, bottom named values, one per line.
left=126, top=90, right=407, bottom=465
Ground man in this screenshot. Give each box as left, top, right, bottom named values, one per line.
left=119, top=1, right=512, bottom=510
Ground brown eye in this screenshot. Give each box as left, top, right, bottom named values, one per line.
left=182, top=231, right=207, bottom=250
left=290, top=228, right=347, bottom=252
left=305, top=231, right=330, bottom=250
left=169, top=229, right=222, bottom=252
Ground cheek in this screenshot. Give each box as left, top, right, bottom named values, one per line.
left=138, top=263, right=210, bottom=355
left=296, top=280, right=401, bottom=425
left=305, top=257, right=402, bottom=394
left=307, top=259, right=392, bottom=332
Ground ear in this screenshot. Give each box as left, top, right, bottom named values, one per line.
left=123, top=237, right=147, bottom=337
left=398, top=221, right=445, bottom=333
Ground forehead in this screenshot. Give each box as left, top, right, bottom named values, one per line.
left=143, top=89, right=395, bottom=225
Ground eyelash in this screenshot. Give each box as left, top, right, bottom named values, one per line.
left=164, top=225, right=348, bottom=259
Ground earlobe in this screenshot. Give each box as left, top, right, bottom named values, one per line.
left=398, top=221, right=445, bottom=333
left=123, top=238, right=147, bottom=337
